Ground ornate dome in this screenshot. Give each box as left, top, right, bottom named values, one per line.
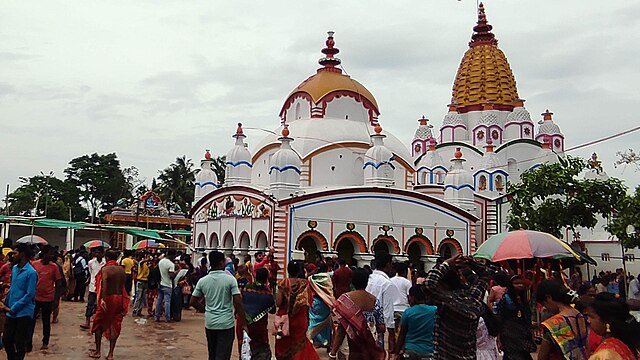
left=442, top=104, right=464, bottom=126
left=536, top=109, right=563, bottom=136
left=451, top=3, right=519, bottom=113
left=364, top=124, right=395, bottom=187
left=413, top=116, right=434, bottom=140
left=279, top=32, right=379, bottom=120
left=194, top=150, right=219, bottom=202
left=506, top=99, right=532, bottom=123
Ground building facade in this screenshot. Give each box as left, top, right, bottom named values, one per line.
left=191, top=4, right=580, bottom=270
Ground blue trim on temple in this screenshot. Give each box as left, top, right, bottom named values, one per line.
left=443, top=184, right=475, bottom=191
left=416, top=165, right=448, bottom=173
left=363, top=161, right=396, bottom=170
left=268, top=165, right=302, bottom=174
left=226, top=160, right=253, bottom=168
left=195, top=181, right=220, bottom=188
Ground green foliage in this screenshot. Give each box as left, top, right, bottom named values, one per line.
left=156, top=156, right=195, bottom=213
left=211, top=156, right=226, bottom=185
left=64, top=153, right=128, bottom=222
left=607, top=186, right=640, bottom=248
left=507, top=156, right=627, bottom=239
left=7, top=175, right=88, bottom=221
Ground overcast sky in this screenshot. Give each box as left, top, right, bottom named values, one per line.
left=1, top=0, right=639, bottom=199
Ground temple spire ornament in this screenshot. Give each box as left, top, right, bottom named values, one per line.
left=470, top=2, right=498, bottom=47
left=318, top=31, right=342, bottom=70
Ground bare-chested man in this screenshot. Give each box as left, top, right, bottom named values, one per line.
left=89, top=250, right=128, bottom=360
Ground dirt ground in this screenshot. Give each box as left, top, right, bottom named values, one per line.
left=20, top=300, right=332, bottom=360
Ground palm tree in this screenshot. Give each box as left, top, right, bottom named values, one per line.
left=157, top=156, right=195, bottom=213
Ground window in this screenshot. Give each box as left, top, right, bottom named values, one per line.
left=436, top=171, right=445, bottom=185
left=601, top=253, right=610, bottom=261
left=625, top=254, right=635, bottom=262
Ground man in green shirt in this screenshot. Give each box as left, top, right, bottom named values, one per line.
left=191, top=251, right=246, bottom=360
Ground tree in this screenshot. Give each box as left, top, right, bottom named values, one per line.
left=64, top=153, right=127, bottom=223
left=614, top=149, right=640, bottom=172
left=607, top=186, right=640, bottom=248
left=212, top=155, right=226, bottom=185
left=6, top=175, right=88, bottom=221
left=156, top=156, right=195, bottom=213
left=507, top=156, right=627, bottom=239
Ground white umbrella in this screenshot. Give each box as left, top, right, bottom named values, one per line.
left=16, top=235, right=48, bottom=245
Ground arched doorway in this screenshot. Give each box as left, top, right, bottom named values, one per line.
left=298, top=237, right=319, bottom=263
left=336, top=239, right=355, bottom=266
left=407, top=242, right=423, bottom=268
left=222, top=232, right=234, bottom=249
left=438, top=239, right=463, bottom=259
left=373, top=240, right=390, bottom=255
left=255, top=231, right=268, bottom=250
left=209, top=233, right=219, bottom=249
left=197, top=234, right=206, bottom=248
left=238, top=232, right=250, bottom=250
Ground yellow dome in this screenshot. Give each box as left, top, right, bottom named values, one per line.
left=451, top=3, right=519, bottom=113
left=290, top=69, right=379, bottom=112
left=280, top=32, right=379, bottom=117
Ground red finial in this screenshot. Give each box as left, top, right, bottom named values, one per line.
left=542, top=109, right=553, bottom=121
left=318, top=31, right=342, bottom=70
left=281, top=124, right=290, bottom=138
left=454, top=147, right=463, bottom=159
left=419, top=116, right=428, bottom=126
left=469, top=2, right=498, bottom=47
left=428, top=137, right=437, bottom=151
left=204, top=149, right=211, bottom=160
left=374, top=123, right=383, bottom=134
left=236, top=122, right=244, bottom=135
left=485, top=138, right=494, bottom=152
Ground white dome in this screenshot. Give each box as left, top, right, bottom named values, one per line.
left=225, top=124, right=252, bottom=186
left=413, top=117, right=434, bottom=141
left=444, top=148, right=475, bottom=211
left=253, top=118, right=412, bottom=167
left=269, top=127, right=302, bottom=198
left=506, top=106, right=532, bottom=123
left=363, top=126, right=395, bottom=187
left=194, top=151, right=219, bottom=202
left=537, top=120, right=562, bottom=136
left=479, top=111, right=499, bottom=125
left=442, top=110, right=464, bottom=126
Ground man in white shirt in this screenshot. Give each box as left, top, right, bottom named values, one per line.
left=80, top=247, right=105, bottom=330
left=155, top=249, right=176, bottom=322
left=629, top=274, right=640, bottom=301
left=366, top=252, right=399, bottom=353
left=390, top=262, right=412, bottom=329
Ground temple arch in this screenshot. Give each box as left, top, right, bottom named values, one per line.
left=209, top=233, right=219, bottom=248
left=437, top=238, right=463, bottom=258
left=295, top=230, right=329, bottom=252
left=222, top=231, right=234, bottom=249
left=255, top=231, right=268, bottom=250
left=238, top=231, right=250, bottom=249
left=333, top=230, right=367, bottom=253
left=371, top=235, right=400, bottom=254
left=197, top=233, right=206, bottom=248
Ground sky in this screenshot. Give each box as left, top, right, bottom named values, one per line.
left=1, top=0, right=639, bottom=200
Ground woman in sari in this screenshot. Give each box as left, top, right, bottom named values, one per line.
left=308, top=262, right=335, bottom=348
left=496, top=275, right=537, bottom=360
left=329, top=267, right=386, bottom=360
left=586, top=292, right=640, bottom=360
left=536, top=280, right=589, bottom=360
left=275, top=260, right=319, bottom=360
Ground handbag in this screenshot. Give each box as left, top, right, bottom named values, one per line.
left=273, top=278, right=290, bottom=338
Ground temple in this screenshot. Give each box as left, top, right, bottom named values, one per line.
left=190, top=4, right=570, bottom=269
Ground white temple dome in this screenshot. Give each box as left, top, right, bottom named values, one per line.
left=506, top=100, right=532, bottom=123
left=194, top=150, right=219, bottom=202
left=225, top=123, right=252, bottom=185
left=252, top=118, right=412, bottom=166
left=536, top=109, right=562, bottom=136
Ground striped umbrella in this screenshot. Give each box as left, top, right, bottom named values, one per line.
left=473, top=230, right=581, bottom=262
left=132, top=240, right=165, bottom=250
left=83, top=240, right=110, bottom=249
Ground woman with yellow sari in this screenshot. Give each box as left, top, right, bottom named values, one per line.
left=586, top=292, right=639, bottom=360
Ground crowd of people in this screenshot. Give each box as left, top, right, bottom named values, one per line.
left=0, top=236, right=639, bottom=360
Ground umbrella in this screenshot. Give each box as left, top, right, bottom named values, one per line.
left=16, top=235, right=48, bottom=245
left=83, top=240, right=110, bottom=249
left=132, top=240, right=166, bottom=250
left=473, top=230, right=581, bottom=262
